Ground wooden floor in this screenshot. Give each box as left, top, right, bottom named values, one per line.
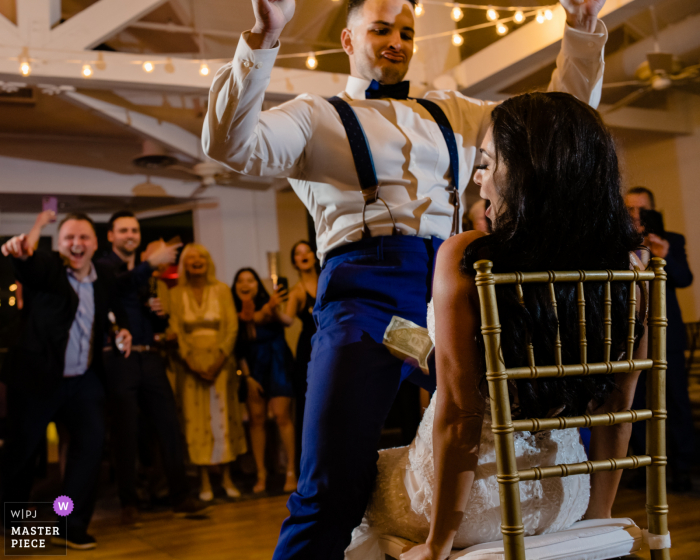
left=3, top=485, right=698, bottom=559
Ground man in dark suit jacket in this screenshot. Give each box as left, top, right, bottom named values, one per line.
left=626, top=187, right=695, bottom=491
left=0, top=212, right=131, bottom=549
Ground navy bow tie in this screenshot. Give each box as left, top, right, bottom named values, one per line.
left=365, top=80, right=410, bottom=100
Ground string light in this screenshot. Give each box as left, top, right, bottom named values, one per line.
left=82, top=64, right=93, bottom=77
left=199, top=62, right=209, bottom=76
left=496, top=22, right=508, bottom=35
left=544, top=9, right=553, bottom=20
left=451, top=5, right=464, bottom=22
left=452, top=33, right=464, bottom=46
left=413, top=43, right=418, bottom=54
left=19, top=61, right=31, bottom=76
left=536, top=10, right=545, bottom=23
left=486, top=8, right=498, bottom=21
left=9, top=296, right=15, bottom=307
left=142, top=61, right=154, bottom=73
left=306, top=54, right=318, bottom=70
left=415, top=3, right=424, bottom=17
left=514, top=10, right=524, bottom=23
left=9, top=284, right=17, bottom=292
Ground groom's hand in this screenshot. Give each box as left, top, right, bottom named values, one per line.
left=560, top=0, right=605, bottom=33
left=249, top=0, right=295, bottom=50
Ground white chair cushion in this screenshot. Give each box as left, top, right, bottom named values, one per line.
left=379, top=518, right=642, bottom=560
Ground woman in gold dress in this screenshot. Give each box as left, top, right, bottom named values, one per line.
left=169, top=243, right=247, bottom=501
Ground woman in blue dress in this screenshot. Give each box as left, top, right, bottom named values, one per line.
left=232, top=268, right=297, bottom=493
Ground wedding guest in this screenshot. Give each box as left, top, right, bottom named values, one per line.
left=97, top=211, right=208, bottom=524
left=0, top=212, right=132, bottom=550
left=232, top=268, right=297, bottom=493
left=169, top=244, right=247, bottom=501
left=625, top=186, right=695, bottom=492
left=276, top=241, right=319, bottom=475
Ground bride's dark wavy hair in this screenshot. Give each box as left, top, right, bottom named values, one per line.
left=461, top=92, right=643, bottom=419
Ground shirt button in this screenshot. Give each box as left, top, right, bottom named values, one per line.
left=254, top=63, right=262, bottom=69
left=243, top=60, right=252, bottom=68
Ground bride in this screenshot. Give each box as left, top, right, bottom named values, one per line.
left=345, top=92, right=648, bottom=560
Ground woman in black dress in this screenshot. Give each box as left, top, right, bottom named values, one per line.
left=278, top=241, right=318, bottom=475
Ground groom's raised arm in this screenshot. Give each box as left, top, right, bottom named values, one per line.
left=547, top=0, right=609, bottom=109
left=202, top=0, right=316, bottom=178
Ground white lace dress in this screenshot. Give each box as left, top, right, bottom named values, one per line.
left=345, top=302, right=590, bottom=559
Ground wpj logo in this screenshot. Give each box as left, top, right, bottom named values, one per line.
left=4, top=497, right=72, bottom=556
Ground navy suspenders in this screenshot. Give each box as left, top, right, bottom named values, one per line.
left=328, top=96, right=461, bottom=238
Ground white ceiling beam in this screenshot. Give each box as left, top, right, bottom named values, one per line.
left=16, top=0, right=61, bottom=46
left=45, top=0, right=168, bottom=51
left=0, top=13, right=22, bottom=46
left=448, top=0, right=660, bottom=99
left=0, top=45, right=345, bottom=97
left=601, top=104, right=692, bottom=134
left=61, top=91, right=202, bottom=160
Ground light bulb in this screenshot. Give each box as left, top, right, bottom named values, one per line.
left=9, top=284, right=17, bottom=292
left=496, top=22, right=508, bottom=35
left=306, top=54, right=318, bottom=70
left=451, top=6, right=463, bottom=22
left=414, top=3, right=424, bottom=17
left=82, top=64, right=93, bottom=77
left=514, top=10, right=524, bottom=23
left=452, top=33, right=464, bottom=47
left=413, top=43, right=418, bottom=54
left=143, top=61, right=154, bottom=73
left=486, top=8, right=498, bottom=21
left=536, top=11, right=545, bottom=24
left=19, top=61, right=31, bottom=76
left=544, top=9, right=553, bottom=20
left=199, top=63, right=210, bottom=76
left=9, top=296, right=16, bottom=307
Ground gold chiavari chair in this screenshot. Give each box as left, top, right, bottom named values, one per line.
left=473, top=257, right=671, bottom=560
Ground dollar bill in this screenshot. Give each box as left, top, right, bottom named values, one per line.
left=383, top=316, right=434, bottom=371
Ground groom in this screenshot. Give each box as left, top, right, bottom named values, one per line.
left=203, top=0, right=609, bottom=556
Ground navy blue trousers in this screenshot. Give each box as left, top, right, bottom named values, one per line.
left=272, top=236, right=442, bottom=560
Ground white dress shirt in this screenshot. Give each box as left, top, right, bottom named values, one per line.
left=203, top=23, right=607, bottom=261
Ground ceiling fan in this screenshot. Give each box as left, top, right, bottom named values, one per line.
left=601, top=7, right=700, bottom=114
left=132, top=140, right=238, bottom=197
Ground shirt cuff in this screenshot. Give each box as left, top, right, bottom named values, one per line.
left=234, top=30, right=280, bottom=79
left=561, top=19, right=608, bottom=59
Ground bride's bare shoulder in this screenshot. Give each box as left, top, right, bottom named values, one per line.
left=437, top=230, right=487, bottom=263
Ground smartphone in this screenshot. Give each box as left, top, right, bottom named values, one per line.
left=42, top=196, right=58, bottom=219
left=276, top=276, right=289, bottom=293
left=640, top=208, right=665, bottom=237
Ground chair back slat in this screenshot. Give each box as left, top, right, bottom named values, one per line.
left=519, top=454, right=652, bottom=482
left=548, top=281, right=563, bottom=366
left=577, top=277, right=587, bottom=364
left=473, top=258, right=670, bottom=560
left=511, top=408, right=653, bottom=433
left=627, top=270, right=638, bottom=359
left=604, top=279, right=612, bottom=362
left=506, top=358, right=652, bottom=380
left=515, top=279, right=536, bottom=368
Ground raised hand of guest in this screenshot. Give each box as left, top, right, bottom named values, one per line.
left=560, top=0, right=606, bottom=32
left=1, top=234, right=33, bottom=260
left=249, top=0, right=295, bottom=49
left=268, top=286, right=288, bottom=310
left=149, top=297, right=166, bottom=316
left=644, top=233, right=670, bottom=259
left=146, top=239, right=182, bottom=268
